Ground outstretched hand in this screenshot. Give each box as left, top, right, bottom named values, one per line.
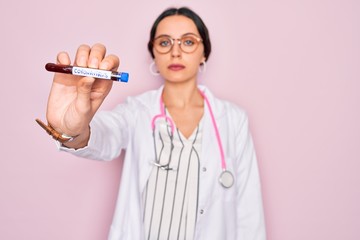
left=46, top=43, right=120, bottom=147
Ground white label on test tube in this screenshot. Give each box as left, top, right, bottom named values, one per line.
left=72, top=66, right=112, bottom=79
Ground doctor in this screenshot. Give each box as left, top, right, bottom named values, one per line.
left=39, top=7, right=266, bottom=240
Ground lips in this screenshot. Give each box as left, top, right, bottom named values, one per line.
left=168, top=64, right=185, bottom=71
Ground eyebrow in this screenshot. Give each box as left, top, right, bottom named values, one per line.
left=154, top=32, right=200, bottom=39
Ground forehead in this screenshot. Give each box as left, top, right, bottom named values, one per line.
left=155, top=15, right=200, bottom=37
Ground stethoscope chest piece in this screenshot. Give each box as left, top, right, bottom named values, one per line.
left=219, top=170, right=234, bottom=188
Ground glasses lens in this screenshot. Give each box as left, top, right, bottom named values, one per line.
left=153, top=36, right=173, bottom=54
left=180, top=35, right=200, bottom=53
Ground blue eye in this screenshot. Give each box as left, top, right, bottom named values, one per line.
left=160, top=40, right=170, bottom=47
left=156, top=37, right=172, bottom=48
left=183, top=39, right=195, bottom=46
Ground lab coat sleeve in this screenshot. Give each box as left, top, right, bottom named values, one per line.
left=57, top=101, right=135, bottom=161
left=234, top=110, right=267, bottom=239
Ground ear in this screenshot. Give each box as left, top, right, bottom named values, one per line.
left=201, top=55, right=206, bottom=64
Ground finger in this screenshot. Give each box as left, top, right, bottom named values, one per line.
left=74, top=44, right=91, bottom=67
left=53, top=52, right=73, bottom=84
left=99, top=54, right=120, bottom=71
left=75, top=76, right=95, bottom=113
left=56, top=51, right=71, bottom=65
left=88, top=43, right=106, bottom=69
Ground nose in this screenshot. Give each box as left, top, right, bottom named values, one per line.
left=170, top=39, right=182, bottom=58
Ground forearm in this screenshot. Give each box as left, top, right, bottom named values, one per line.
left=57, top=110, right=129, bottom=161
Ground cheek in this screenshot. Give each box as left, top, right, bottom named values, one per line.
left=198, top=45, right=206, bottom=62
left=193, top=52, right=206, bottom=68
left=153, top=56, right=166, bottom=70
left=191, top=54, right=205, bottom=70
left=189, top=60, right=201, bottom=72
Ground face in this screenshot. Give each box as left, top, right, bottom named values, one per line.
left=153, top=15, right=206, bottom=84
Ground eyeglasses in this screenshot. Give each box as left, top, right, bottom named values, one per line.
left=153, top=34, right=203, bottom=54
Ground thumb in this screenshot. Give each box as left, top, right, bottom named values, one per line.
left=75, top=76, right=95, bottom=114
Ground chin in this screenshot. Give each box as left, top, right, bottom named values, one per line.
left=163, top=72, right=197, bottom=84
left=163, top=74, right=185, bottom=82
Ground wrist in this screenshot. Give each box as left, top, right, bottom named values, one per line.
left=62, top=126, right=90, bottom=149
left=35, top=118, right=79, bottom=143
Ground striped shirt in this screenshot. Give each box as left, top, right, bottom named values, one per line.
left=143, top=114, right=202, bottom=240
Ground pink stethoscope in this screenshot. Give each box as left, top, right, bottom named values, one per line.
left=151, top=89, right=234, bottom=188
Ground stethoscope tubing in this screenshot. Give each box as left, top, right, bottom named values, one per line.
left=198, top=90, right=227, bottom=171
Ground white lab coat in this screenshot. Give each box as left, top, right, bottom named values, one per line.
left=59, top=85, right=266, bottom=240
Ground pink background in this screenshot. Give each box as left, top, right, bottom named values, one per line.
left=1, top=0, right=359, bottom=239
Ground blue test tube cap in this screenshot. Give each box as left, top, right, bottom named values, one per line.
left=118, top=72, right=129, bottom=82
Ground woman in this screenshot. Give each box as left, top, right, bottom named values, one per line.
left=38, top=7, right=266, bottom=240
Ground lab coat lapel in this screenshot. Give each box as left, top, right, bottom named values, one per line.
left=138, top=85, right=165, bottom=194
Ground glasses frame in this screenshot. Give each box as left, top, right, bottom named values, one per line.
left=152, top=34, right=203, bottom=54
